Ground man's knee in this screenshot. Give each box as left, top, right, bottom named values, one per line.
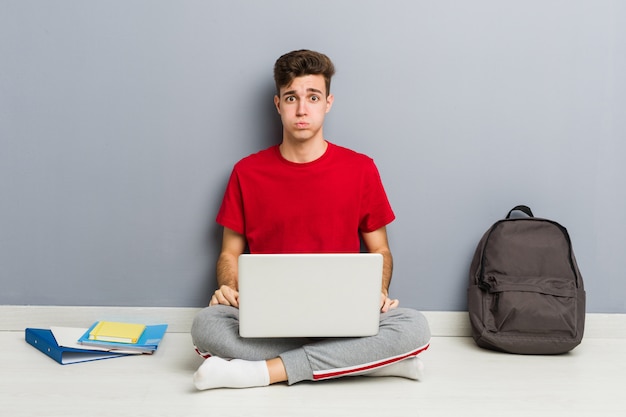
left=384, top=307, right=431, bottom=347
left=191, top=305, right=240, bottom=353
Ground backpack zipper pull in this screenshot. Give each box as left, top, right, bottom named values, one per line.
left=478, top=279, right=491, bottom=291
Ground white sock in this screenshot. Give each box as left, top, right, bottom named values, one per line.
left=193, top=357, right=270, bottom=390
left=365, top=357, right=424, bottom=380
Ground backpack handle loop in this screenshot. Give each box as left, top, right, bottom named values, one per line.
left=506, top=205, right=534, bottom=219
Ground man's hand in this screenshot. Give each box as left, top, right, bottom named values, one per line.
left=210, top=285, right=239, bottom=307
left=380, top=293, right=399, bottom=313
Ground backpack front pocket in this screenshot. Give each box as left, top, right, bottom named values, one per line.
left=482, top=275, right=578, bottom=337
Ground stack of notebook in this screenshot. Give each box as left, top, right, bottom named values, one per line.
left=25, top=321, right=168, bottom=365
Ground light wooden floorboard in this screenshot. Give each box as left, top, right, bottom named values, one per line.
left=2, top=330, right=625, bottom=417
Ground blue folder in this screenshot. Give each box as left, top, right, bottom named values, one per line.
left=25, top=328, right=128, bottom=365
left=77, top=323, right=168, bottom=353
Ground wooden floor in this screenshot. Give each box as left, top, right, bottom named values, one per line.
left=2, top=308, right=625, bottom=417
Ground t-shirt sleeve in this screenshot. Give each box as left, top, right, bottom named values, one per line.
left=215, top=167, right=245, bottom=235
left=359, top=159, right=396, bottom=233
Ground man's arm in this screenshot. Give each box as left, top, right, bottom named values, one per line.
left=361, top=226, right=399, bottom=313
left=210, top=227, right=247, bottom=307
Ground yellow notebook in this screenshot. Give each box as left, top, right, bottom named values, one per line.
left=88, top=321, right=146, bottom=344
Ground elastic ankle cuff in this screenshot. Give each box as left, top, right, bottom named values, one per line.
left=279, top=348, right=312, bottom=385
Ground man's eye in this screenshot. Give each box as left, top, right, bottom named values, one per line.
left=286, top=96, right=296, bottom=102
left=310, top=95, right=320, bottom=102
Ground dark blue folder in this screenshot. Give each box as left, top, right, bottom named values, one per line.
left=25, top=328, right=128, bottom=365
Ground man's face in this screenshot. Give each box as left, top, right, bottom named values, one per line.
left=274, top=74, right=334, bottom=144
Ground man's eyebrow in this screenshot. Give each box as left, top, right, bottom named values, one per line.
left=281, top=88, right=325, bottom=97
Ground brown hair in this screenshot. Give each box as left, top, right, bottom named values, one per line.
left=273, top=50, right=335, bottom=96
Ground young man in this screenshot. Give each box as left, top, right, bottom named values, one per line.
left=191, top=50, right=430, bottom=390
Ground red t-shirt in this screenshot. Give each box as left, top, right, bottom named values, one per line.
left=216, top=142, right=395, bottom=254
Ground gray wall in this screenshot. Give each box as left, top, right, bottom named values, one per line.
left=1, top=1, right=624, bottom=312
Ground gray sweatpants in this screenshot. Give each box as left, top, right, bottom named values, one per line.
left=191, top=305, right=431, bottom=385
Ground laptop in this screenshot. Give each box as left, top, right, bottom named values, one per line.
left=238, top=253, right=383, bottom=338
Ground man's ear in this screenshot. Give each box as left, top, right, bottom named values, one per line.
left=274, top=95, right=281, bottom=113
left=325, top=94, right=334, bottom=113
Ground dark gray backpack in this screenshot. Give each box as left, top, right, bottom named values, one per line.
left=468, top=205, right=586, bottom=354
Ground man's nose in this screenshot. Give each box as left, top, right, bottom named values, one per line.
left=296, top=100, right=307, bottom=116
